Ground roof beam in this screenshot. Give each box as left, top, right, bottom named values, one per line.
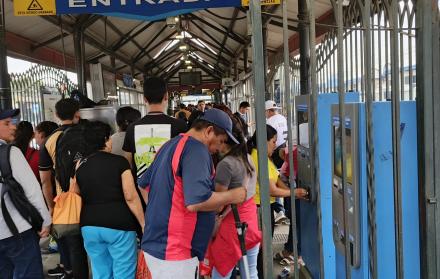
left=144, top=44, right=180, bottom=71
left=268, top=19, right=298, bottom=31
left=134, top=23, right=169, bottom=61
left=189, top=14, right=246, bottom=45
left=40, top=16, right=143, bottom=72
left=187, top=41, right=230, bottom=68
left=187, top=18, right=235, bottom=57
left=31, top=32, right=69, bottom=51
left=112, top=21, right=155, bottom=52
left=215, top=8, right=239, bottom=69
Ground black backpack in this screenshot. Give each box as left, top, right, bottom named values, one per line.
left=55, top=124, right=90, bottom=192
left=0, top=144, right=43, bottom=236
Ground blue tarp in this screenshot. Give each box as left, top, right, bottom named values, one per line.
left=56, top=0, right=243, bottom=21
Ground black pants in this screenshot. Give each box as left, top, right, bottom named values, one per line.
left=284, top=198, right=302, bottom=255
left=63, top=234, right=89, bottom=278
left=256, top=204, right=276, bottom=279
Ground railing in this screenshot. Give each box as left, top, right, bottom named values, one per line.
left=9, top=64, right=77, bottom=128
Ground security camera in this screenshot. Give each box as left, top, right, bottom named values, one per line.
left=166, top=17, right=178, bottom=28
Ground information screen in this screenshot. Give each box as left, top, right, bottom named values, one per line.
left=298, top=110, right=309, bottom=148
left=179, top=71, right=202, bottom=86
left=334, top=125, right=353, bottom=184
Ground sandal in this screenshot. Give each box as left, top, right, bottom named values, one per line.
left=279, top=255, right=295, bottom=266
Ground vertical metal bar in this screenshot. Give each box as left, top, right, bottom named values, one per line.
left=378, top=13, right=383, bottom=101
left=416, top=0, right=440, bottom=277
left=399, top=13, right=405, bottom=100
left=389, top=0, right=404, bottom=277
left=361, top=0, right=378, bottom=278
left=299, top=0, right=310, bottom=95
left=385, top=22, right=390, bottom=99
left=250, top=1, right=273, bottom=278
left=306, top=0, right=324, bottom=275
left=355, top=28, right=359, bottom=92
left=0, top=0, right=11, bottom=110
left=282, top=3, right=299, bottom=278
left=334, top=0, right=351, bottom=277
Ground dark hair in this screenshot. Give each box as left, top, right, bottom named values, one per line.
left=13, top=121, right=34, bottom=155
left=83, top=121, right=112, bottom=153
left=116, top=107, right=141, bottom=132
left=198, top=100, right=205, bottom=105
left=191, top=119, right=226, bottom=136
left=55, top=98, right=80, bottom=121
left=35, top=121, right=59, bottom=138
left=222, top=119, right=254, bottom=175
left=239, top=101, right=250, bottom=109
left=247, top=124, right=278, bottom=154
left=177, top=111, right=188, bottom=121
left=179, top=103, right=186, bottom=109
left=143, top=77, right=167, bottom=104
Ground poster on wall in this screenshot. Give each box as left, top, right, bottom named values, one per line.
left=41, top=87, right=62, bottom=123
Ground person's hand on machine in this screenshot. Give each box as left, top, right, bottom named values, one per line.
left=295, top=188, right=309, bottom=200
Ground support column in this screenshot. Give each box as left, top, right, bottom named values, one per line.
left=298, top=0, right=310, bottom=95
left=243, top=47, right=249, bottom=73
left=262, top=24, right=270, bottom=99
left=0, top=0, right=11, bottom=110
left=234, top=61, right=238, bottom=81
left=74, top=28, right=86, bottom=95
left=416, top=0, right=440, bottom=278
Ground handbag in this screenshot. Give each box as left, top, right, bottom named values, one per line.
left=51, top=175, right=82, bottom=239
left=136, top=250, right=152, bottom=279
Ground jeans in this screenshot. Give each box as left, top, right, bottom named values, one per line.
left=212, top=244, right=260, bottom=279
left=82, top=226, right=137, bottom=279
left=63, top=234, right=89, bottom=278
left=0, top=229, right=44, bottom=279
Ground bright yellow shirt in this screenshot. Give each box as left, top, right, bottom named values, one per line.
left=251, top=149, right=278, bottom=205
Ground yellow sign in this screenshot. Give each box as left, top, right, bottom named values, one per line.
left=241, top=0, right=281, bottom=6
left=14, top=0, right=56, bottom=16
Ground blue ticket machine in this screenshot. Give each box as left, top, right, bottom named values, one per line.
left=331, top=101, right=420, bottom=279
left=295, top=93, right=359, bottom=278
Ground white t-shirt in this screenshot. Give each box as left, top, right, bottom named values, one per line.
left=267, top=113, right=288, bottom=148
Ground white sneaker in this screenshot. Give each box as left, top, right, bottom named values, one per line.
left=274, top=211, right=288, bottom=224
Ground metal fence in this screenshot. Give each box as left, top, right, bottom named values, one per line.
left=9, top=64, right=77, bottom=128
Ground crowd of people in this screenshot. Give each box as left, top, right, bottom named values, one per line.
left=0, top=76, right=307, bottom=279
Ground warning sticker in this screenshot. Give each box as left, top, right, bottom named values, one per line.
left=14, top=0, right=56, bottom=16
left=241, top=0, right=281, bottom=6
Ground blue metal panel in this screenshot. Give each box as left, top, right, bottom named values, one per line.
left=335, top=101, right=420, bottom=279
left=299, top=92, right=360, bottom=279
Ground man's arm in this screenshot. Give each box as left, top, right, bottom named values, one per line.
left=39, top=170, right=54, bottom=214
left=186, top=187, right=246, bottom=212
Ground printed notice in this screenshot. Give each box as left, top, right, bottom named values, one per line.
left=14, top=0, right=56, bottom=16
left=241, top=0, right=281, bottom=6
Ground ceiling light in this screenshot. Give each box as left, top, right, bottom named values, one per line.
left=179, top=45, right=188, bottom=51
left=187, top=66, right=193, bottom=70
left=185, top=60, right=191, bottom=64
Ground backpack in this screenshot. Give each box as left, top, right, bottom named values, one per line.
left=0, top=144, right=43, bottom=236
left=55, top=124, right=90, bottom=192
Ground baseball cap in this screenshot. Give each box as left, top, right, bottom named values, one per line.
left=0, top=109, right=20, bottom=120
left=199, top=108, right=239, bottom=144
left=265, top=100, right=281, bottom=110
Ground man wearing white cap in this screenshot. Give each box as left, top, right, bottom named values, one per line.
left=265, top=100, right=288, bottom=168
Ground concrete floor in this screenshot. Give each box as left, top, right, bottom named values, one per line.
left=41, top=224, right=301, bottom=279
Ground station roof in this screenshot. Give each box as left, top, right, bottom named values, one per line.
left=4, top=0, right=333, bottom=85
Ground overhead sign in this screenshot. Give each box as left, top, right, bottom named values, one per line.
left=14, top=0, right=279, bottom=20
left=14, top=0, right=56, bottom=16
left=241, top=0, right=280, bottom=6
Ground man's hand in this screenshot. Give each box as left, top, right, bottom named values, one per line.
left=38, top=225, right=51, bottom=238
left=229, top=187, right=247, bottom=204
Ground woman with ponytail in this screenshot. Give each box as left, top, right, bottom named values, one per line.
left=210, top=118, right=261, bottom=279
left=248, top=125, right=308, bottom=277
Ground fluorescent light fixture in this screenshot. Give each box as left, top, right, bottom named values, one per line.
left=191, top=38, right=205, bottom=49
left=179, top=45, right=188, bottom=51
left=187, top=66, right=193, bottom=70
left=185, top=60, right=191, bottom=64
left=207, top=64, right=214, bottom=69
left=164, top=40, right=179, bottom=51
left=154, top=41, right=173, bottom=59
